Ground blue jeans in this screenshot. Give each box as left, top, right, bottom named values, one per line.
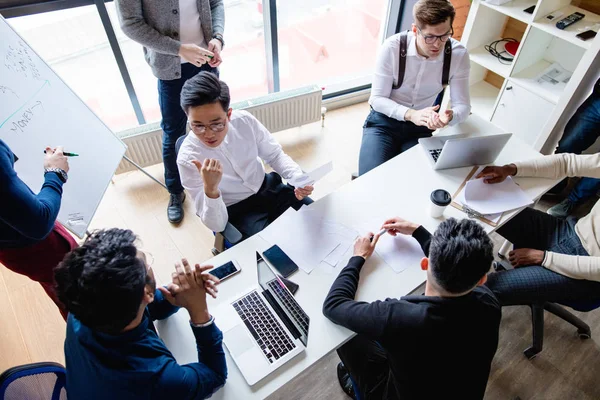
left=158, top=63, right=217, bottom=194
left=555, top=93, right=600, bottom=203
left=358, top=110, right=433, bottom=176
left=486, top=207, right=600, bottom=306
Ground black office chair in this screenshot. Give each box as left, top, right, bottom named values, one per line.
left=524, top=300, right=597, bottom=360
left=175, top=135, right=243, bottom=255
left=0, top=362, right=66, bottom=400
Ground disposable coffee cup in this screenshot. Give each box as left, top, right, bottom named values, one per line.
left=430, top=189, right=452, bottom=218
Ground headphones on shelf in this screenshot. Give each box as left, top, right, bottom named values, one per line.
left=484, top=38, right=520, bottom=64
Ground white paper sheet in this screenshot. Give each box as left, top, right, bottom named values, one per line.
left=288, top=161, right=333, bottom=187
left=464, top=175, right=533, bottom=215
left=375, top=233, right=425, bottom=273
left=258, top=206, right=358, bottom=273
left=455, top=168, right=503, bottom=223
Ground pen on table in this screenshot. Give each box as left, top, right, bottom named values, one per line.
left=44, top=150, right=79, bottom=157
left=370, top=228, right=388, bottom=242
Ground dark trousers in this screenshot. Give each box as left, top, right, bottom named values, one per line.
left=158, top=63, right=217, bottom=194
left=226, top=172, right=313, bottom=239
left=337, top=335, right=389, bottom=400
left=554, top=93, right=600, bottom=203
left=486, top=207, right=600, bottom=306
left=358, top=110, right=433, bottom=176
left=0, top=223, right=78, bottom=319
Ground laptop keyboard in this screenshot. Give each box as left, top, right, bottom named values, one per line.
left=232, top=291, right=296, bottom=364
left=268, top=280, right=309, bottom=337
left=429, top=149, right=442, bottom=162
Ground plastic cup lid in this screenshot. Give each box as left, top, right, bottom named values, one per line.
left=430, top=189, right=452, bottom=206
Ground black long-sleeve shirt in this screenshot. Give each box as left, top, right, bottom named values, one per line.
left=323, top=226, right=501, bottom=399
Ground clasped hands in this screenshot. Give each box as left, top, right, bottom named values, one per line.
left=158, top=258, right=221, bottom=324
left=406, top=105, right=453, bottom=130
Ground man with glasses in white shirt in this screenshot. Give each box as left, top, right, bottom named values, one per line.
left=177, top=72, right=313, bottom=239
left=358, top=0, right=471, bottom=176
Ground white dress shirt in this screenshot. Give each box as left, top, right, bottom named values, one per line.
left=369, top=33, right=471, bottom=126
left=179, top=0, right=207, bottom=63
left=177, top=110, right=303, bottom=232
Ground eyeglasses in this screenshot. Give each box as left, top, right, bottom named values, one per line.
left=189, top=120, right=227, bottom=134
left=417, top=26, right=453, bottom=44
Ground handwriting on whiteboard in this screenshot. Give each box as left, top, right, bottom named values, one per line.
left=0, top=85, right=19, bottom=98
left=4, top=41, right=42, bottom=81
left=9, top=100, right=44, bottom=133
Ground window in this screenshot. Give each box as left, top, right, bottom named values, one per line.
left=277, top=0, right=389, bottom=94
left=3, top=0, right=399, bottom=133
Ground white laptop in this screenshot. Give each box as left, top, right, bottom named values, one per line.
left=418, top=133, right=512, bottom=170
left=219, top=252, right=310, bottom=386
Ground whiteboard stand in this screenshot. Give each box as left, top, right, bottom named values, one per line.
left=123, top=155, right=168, bottom=190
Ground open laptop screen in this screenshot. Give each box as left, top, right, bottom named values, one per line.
left=257, top=256, right=310, bottom=345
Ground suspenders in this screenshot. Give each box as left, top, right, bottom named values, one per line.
left=392, top=30, right=453, bottom=93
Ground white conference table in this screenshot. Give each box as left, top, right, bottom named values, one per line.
left=157, top=115, right=559, bottom=399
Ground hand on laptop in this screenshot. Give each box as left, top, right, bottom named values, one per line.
left=192, top=159, right=223, bottom=199
left=354, top=233, right=380, bottom=260
left=159, top=258, right=221, bottom=324
left=381, top=217, right=420, bottom=236
left=476, top=164, right=518, bottom=184
left=294, top=185, right=313, bottom=200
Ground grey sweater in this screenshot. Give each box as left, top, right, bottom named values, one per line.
left=115, top=0, right=225, bottom=80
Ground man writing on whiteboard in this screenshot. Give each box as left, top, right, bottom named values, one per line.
left=115, top=0, right=225, bottom=225
left=358, top=0, right=471, bottom=175
left=0, top=140, right=77, bottom=319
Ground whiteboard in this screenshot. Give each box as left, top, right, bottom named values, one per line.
left=0, top=16, right=126, bottom=238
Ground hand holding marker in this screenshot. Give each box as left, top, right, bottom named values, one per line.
left=44, top=149, right=79, bottom=157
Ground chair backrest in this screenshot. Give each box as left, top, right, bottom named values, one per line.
left=0, top=362, right=66, bottom=400
left=175, top=134, right=187, bottom=156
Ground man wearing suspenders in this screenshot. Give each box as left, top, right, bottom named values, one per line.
left=358, top=0, right=471, bottom=176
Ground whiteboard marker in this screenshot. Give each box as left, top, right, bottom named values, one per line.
left=44, top=150, right=79, bottom=156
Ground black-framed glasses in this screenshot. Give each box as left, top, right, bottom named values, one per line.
left=417, top=26, right=453, bottom=44
left=189, top=120, right=227, bottom=134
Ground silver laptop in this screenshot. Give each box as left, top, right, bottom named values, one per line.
left=418, top=133, right=512, bottom=170
left=220, top=252, right=310, bottom=386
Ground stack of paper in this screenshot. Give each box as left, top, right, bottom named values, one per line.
left=455, top=166, right=533, bottom=223
left=258, top=206, right=358, bottom=273
left=463, top=172, right=533, bottom=215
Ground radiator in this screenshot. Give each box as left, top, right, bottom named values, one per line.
left=114, top=85, right=322, bottom=174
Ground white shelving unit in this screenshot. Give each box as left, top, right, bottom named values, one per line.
left=469, top=46, right=514, bottom=77
left=461, top=0, right=600, bottom=150
left=533, top=5, right=600, bottom=49
left=479, top=0, right=538, bottom=23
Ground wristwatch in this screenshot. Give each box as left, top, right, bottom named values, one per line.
left=212, top=33, right=224, bottom=49
left=44, top=167, right=68, bottom=183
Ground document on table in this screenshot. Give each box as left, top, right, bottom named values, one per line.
left=288, top=161, right=333, bottom=188
left=258, top=206, right=358, bottom=273
left=353, top=218, right=425, bottom=273
left=463, top=174, right=533, bottom=215
left=375, top=233, right=426, bottom=273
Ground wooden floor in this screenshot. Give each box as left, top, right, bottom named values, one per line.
left=1, top=102, right=599, bottom=399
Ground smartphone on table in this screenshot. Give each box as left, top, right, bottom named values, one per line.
left=210, top=260, right=241, bottom=281
left=262, top=244, right=299, bottom=278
